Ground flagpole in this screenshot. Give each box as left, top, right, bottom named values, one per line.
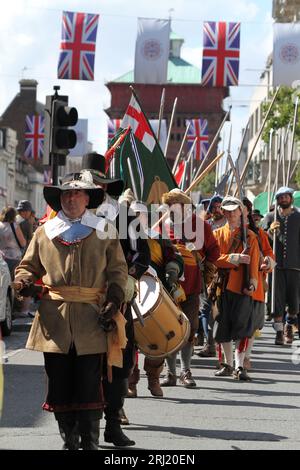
left=286, top=96, right=299, bottom=186
left=234, top=86, right=281, bottom=194
left=172, top=121, right=191, bottom=173
left=157, top=88, right=165, bottom=143
left=193, top=107, right=231, bottom=182
left=164, top=97, right=178, bottom=158
left=181, top=139, right=197, bottom=190
left=267, top=128, right=274, bottom=212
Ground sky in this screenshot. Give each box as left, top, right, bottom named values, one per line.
left=0, top=0, right=273, bottom=163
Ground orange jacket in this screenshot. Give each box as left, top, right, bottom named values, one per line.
left=252, top=228, right=275, bottom=302
left=213, top=223, right=260, bottom=295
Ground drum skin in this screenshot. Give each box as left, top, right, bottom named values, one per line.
left=132, top=273, right=191, bottom=358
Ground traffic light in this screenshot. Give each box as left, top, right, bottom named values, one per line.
left=52, top=99, right=78, bottom=154
left=43, top=91, right=78, bottom=166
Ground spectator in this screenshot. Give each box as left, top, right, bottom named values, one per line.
left=16, top=200, right=34, bottom=248
left=0, top=206, right=26, bottom=279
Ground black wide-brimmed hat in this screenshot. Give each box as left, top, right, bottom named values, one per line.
left=43, top=170, right=105, bottom=212
left=82, top=152, right=124, bottom=196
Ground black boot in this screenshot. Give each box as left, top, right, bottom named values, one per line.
left=104, top=418, right=135, bottom=447
left=77, top=410, right=101, bottom=450
left=103, top=377, right=135, bottom=447
left=55, top=411, right=80, bottom=450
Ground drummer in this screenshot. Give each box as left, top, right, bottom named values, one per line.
left=160, top=189, right=220, bottom=388
left=127, top=198, right=184, bottom=398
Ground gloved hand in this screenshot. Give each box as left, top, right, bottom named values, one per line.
left=99, top=301, right=118, bottom=332
left=124, top=275, right=137, bottom=303
left=165, top=269, right=178, bottom=288
left=165, top=261, right=180, bottom=288
left=270, top=221, right=280, bottom=234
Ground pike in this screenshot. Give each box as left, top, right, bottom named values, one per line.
left=164, top=97, right=178, bottom=158
left=157, top=87, right=165, bottom=143
left=226, top=124, right=250, bottom=291
left=172, top=121, right=191, bottom=174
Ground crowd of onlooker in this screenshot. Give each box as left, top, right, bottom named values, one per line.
left=0, top=200, right=38, bottom=318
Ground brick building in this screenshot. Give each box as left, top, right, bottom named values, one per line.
left=105, top=32, right=229, bottom=170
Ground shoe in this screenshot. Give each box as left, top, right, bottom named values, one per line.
left=284, top=324, right=294, bottom=345
left=148, top=379, right=163, bottom=397
left=214, top=363, right=234, bottom=377
left=233, top=367, right=251, bottom=381
left=196, top=344, right=216, bottom=357
left=119, top=408, right=129, bottom=425
left=265, top=313, right=272, bottom=322
left=160, top=372, right=177, bottom=387
left=126, top=385, right=137, bottom=398
left=179, top=369, right=196, bottom=388
left=243, top=357, right=252, bottom=371
left=275, top=331, right=284, bottom=345
left=27, top=311, right=35, bottom=318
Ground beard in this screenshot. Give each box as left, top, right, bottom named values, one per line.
left=213, top=212, right=224, bottom=221
left=279, top=201, right=292, bottom=209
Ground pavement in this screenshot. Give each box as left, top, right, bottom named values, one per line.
left=1, top=317, right=300, bottom=450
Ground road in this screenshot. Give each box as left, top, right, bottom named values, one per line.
left=1, top=318, right=300, bottom=450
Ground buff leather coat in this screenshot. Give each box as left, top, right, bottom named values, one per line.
left=14, top=224, right=128, bottom=355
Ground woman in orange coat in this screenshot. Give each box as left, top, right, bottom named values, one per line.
left=242, top=198, right=275, bottom=370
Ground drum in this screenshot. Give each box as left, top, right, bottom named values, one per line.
left=131, top=273, right=191, bottom=358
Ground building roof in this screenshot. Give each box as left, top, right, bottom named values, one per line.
left=112, top=56, right=201, bottom=84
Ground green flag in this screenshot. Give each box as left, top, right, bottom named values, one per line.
left=106, top=91, right=177, bottom=204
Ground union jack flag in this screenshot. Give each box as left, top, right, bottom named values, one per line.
left=201, top=21, right=240, bottom=87
left=186, top=119, right=209, bottom=161
left=108, top=119, right=122, bottom=144
left=57, top=11, right=99, bottom=81
left=24, top=115, right=44, bottom=160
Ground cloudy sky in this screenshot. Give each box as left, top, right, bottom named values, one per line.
left=0, top=0, right=273, bottom=161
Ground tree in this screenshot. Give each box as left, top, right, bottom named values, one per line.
left=262, top=87, right=300, bottom=143
left=196, top=170, right=216, bottom=195
left=295, top=165, right=300, bottom=189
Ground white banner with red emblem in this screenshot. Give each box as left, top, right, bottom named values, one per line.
left=273, top=23, right=300, bottom=86
left=134, top=18, right=170, bottom=84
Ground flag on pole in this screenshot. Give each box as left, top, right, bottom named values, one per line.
left=107, top=92, right=177, bottom=204
left=108, top=118, right=167, bottom=149
left=108, top=119, right=122, bottom=144
left=121, top=93, right=156, bottom=153
left=174, top=160, right=185, bottom=186
left=201, top=21, right=240, bottom=86
left=273, top=23, right=300, bottom=86
left=24, top=115, right=44, bottom=160
left=57, top=11, right=99, bottom=80
left=186, top=119, right=209, bottom=161
left=134, top=18, right=170, bottom=84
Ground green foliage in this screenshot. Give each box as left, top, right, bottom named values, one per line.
left=196, top=170, right=216, bottom=195
left=262, top=87, right=300, bottom=143
left=295, top=165, right=300, bottom=189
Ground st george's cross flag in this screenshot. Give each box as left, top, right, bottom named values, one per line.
left=121, top=93, right=156, bottom=153
left=273, top=23, right=300, bottom=86
left=134, top=18, right=170, bottom=84
left=57, top=11, right=99, bottom=80
left=186, top=118, right=209, bottom=161
left=108, top=117, right=167, bottom=150
left=24, top=115, right=44, bottom=160
left=201, top=21, right=240, bottom=87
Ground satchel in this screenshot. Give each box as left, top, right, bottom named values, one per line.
left=10, top=223, right=24, bottom=253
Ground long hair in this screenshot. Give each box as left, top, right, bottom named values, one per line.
left=0, top=206, right=17, bottom=223
left=243, top=197, right=258, bottom=235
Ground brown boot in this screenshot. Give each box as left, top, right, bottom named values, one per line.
left=160, top=372, right=177, bottom=387
left=144, top=358, right=164, bottom=397
left=127, top=364, right=140, bottom=398
left=284, top=324, right=294, bottom=344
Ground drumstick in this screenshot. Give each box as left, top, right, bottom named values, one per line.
left=137, top=280, right=141, bottom=303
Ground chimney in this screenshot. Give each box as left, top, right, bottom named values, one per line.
left=19, top=79, right=38, bottom=101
